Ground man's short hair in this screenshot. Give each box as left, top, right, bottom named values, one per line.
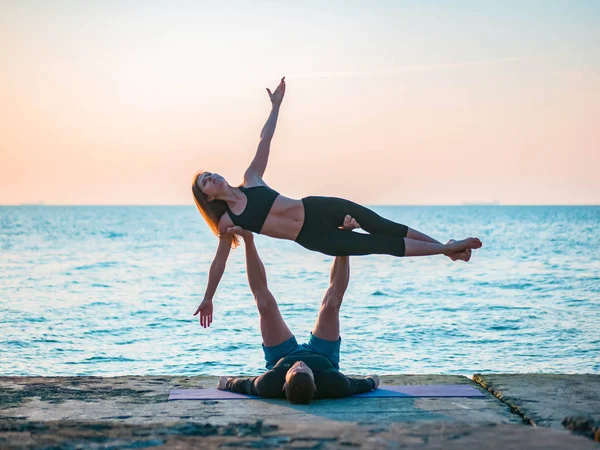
left=284, top=372, right=317, bottom=404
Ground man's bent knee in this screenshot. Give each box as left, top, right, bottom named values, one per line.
left=321, top=293, right=343, bottom=313
left=254, top=290, right=277, bottom=316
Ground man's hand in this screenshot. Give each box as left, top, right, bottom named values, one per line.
left=266, top=77, right=286, bottom=106
left=366, top=375, right=380, bottom=389
left=226, top=226, right=253, bottom=242
left=341, top=215, right=361, bottom=230
left=193, top=298, right=213, bottom=328
left=217, top=376, right=233, bottom=391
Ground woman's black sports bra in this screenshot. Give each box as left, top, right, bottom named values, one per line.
left=226, top=185, right=280, bottom=233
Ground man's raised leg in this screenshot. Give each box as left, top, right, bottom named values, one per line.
left=311, top=216, right=355, bottom=342
left=311, top=255, right=349, bottom=341
left=236, top=228, right=293, bottom=347
left=218, top=227, right=294, bottom=393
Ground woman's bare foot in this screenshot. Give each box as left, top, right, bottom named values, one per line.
left=446, top=240, right=472, bottom=262
left=342, top=215, right=360, bottom=230
left=444, top=238, right=482, bottom=256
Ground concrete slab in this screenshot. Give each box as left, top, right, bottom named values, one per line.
left=1, top=418, right=598, bottom=449
left=2, top=375, right=598, bottom=447
left=473, top=374, right=600, bottom=430
left=0, top=375, right=517, bottom=425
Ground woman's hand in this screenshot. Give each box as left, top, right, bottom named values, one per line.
left=193, top=298, right=213, bottom=328
left=226, top=225, right=253, bottom=241
left=266, top=77, right=286, bottom=106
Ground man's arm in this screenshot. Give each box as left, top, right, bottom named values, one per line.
left=345, top=375, right=378, bottom=395
left=223, top=368, right=286, bottom=398
left=313, top=371, right=377, bottom=399
left=223, top=376, right=260, bottom=396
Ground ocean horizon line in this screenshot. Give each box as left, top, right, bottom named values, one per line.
left=3, top=203, right=600, bottom=208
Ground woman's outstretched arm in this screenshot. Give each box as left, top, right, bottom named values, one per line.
left=244, top=77, right=286, bottom=182
left=193, top=235, right=232, bottom=328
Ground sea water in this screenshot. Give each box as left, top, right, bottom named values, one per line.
left=1, top=205, right=598, bottom=376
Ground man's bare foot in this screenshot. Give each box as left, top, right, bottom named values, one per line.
left=342, top=215, right=360, bottom=230
left=446, top=240, right=472, bottom=262
left=444, top=237, right=482, bottom=256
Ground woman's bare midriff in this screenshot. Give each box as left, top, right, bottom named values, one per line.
left=259, top=195, right=305, bottom=241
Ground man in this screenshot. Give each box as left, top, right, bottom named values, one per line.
left=217, top=216, right=379, bottom=404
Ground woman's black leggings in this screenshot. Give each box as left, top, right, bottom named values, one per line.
left=295, top=196, right=408, bottom=257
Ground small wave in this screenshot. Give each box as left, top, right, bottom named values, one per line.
left=103, top=231, right=127, bottom=239
left=73, top=261, right=119, bottom=271
left=214, top=343, right=252, bottom=352
left=51, top=348, right=83, bottom=353
left=198, top=361, right=220, bottom=366
left=439, top=307, right=464, bottom=313
left=23, top=317, right=47, bottom=323
left=84, top=356, right=136, bottom=363
left=371, top=290, right=388, bottom=297
left=487, top=305, right=532, bottom=311
left=3, top=340, right=29, bottom=348
left=499, top=283, right=535, bottom=290
left=489, top=325, right=521, bottom=331
left=88, top=301, right=115, bottom=307
left=115, top=338, right=152, bottom=345
left=91, top=283, right=111, bottom=288
left=83, top=329, right=118, bottom=336
left=364, top=304, right=385, bottom=310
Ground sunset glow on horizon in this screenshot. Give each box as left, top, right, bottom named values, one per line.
left=1, top=1, right=598, bottom=205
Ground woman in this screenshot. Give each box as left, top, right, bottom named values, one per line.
left=192, top=77, right=482, bottom=327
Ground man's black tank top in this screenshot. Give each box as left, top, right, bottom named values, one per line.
left=226, top=185, right=279, bottom=233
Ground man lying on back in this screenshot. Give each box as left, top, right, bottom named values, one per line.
left=218, top=216, right=379, bottom=404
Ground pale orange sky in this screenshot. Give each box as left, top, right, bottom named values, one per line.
left=1, top=1, right=598, bottom=205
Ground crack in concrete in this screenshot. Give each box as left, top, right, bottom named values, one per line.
left=471, top=374, right=535, bottom=426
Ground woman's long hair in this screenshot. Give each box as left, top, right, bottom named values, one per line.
left=192, top=171, right=240, bottom=248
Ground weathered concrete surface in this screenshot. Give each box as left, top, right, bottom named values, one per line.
left=473, top=374, right=600, bottom=442
left=473, top=373, right=600, bottom=441
left=0, top=375, right=517, bottom=425
left=1, top=418, right=599, bottom=449
left=1, top=374, right=599, bottom=448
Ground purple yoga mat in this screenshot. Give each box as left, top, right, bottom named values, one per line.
left=352, top=384, right=485, bottom=398
left=168, top=384, right=485, bottom=401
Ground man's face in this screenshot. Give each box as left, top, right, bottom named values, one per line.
left=283, top=361, right=314, bottom=390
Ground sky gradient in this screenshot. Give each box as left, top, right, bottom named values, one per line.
left=1, top=1, right=598, bottom=205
